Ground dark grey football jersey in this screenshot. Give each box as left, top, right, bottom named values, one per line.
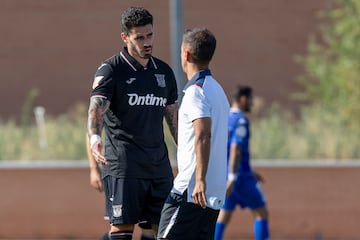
left=91, top=47, right=177, bottom=178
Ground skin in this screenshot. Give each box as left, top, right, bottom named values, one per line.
left=87, top=23, right=178, bottom=236
left=192, top=117, right=211, bottom=208
left=217, top=94, right=269, bottom=228
left=86, top=135, right=103, bottom=192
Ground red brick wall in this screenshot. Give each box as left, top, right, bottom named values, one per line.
left=0, top=0, right=331, bottom=119
left=0, top=165, right=358, bottom=239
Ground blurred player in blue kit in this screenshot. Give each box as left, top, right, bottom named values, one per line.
left=214, top=86, right=270, bottom=240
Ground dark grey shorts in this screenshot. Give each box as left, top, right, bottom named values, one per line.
left=104, top=176, right=173, bottom=226
left=157, top=192, right=220, bottom=240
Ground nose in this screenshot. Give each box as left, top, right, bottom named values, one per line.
left=144, top=35, right=153, bottom=46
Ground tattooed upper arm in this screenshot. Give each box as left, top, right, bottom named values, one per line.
left=164, top=103, right=179, bottom=144
left=87, top=95, right=110, bottom=136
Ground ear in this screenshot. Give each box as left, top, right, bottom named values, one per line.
left=185, top=50, right=191, bottom=62
left=120, top=32, right=128, bottom=44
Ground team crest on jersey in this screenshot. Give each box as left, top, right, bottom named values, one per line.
left=155, top=74, right=166, bottom=87
left=112, top=205, right=122, bottom=217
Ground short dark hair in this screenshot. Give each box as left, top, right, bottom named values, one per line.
left=232, top=85, right=252, bottom=100
left=121, top=7, right=153, bottom=34
left=182, top=28, right=216, bottom=65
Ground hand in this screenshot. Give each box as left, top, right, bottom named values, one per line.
left=192, top=179, right=207, bottom=208
left=225, top=180, right=235, bottom=197
left=91, top=140, right=107, bottom=165
left=90, top=167, right=104, bottom=192
left=253, top=171, right=265, bottom=183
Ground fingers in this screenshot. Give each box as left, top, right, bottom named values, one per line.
left=192, top=191, right=207, bottom=208
left=91, top=149, right=107, bottom=165
left=91, top=142, right=107, bottom=165
left=90, top=176, right=104, bottom=192
left=97, top=180, right=104, bottom=192
left=90, top=181, right=102, bottom=192
left=92, top=150, right=108, bottom=165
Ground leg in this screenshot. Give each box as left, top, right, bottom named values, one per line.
left=252, top=207, right=269, bottom=240
left=239, top=175, right=269, bottom=240
left=109, top=224, right=134, bottom=240
left=214, top=209, right=234, bottom=240
left=141, top=228, right=156, bottom=240
left=103, top=177, right=149, bottom=240
left=157, top=192, right=184, bottom=240
left=138, top=222, right=156, bottom=240
left=214, top=188, right=238, bottom=240
left=198, top=207, right=220, bottom=240
left=100, top=224, right=134, bottom=240
left=141, top=177, right=172, bottom=239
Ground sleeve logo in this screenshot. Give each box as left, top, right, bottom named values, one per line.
left=92, top=76, right=104, bottom=89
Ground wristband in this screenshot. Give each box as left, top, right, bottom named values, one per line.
left=90, top=134, right=101, bottom=149
left=228, top=173, right=238, bottom=182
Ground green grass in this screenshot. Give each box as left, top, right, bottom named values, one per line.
left=0, top=103, right=359, bottom=161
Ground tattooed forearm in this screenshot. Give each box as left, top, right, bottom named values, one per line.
left=87, top=95, right=110, bottom=137
left=164, top=103, right=179, bottom=144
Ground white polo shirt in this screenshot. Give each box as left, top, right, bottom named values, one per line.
left=172, top=69, right=229, bottom=209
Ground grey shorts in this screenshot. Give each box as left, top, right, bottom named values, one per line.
left=104, top=176, right=173, bottom=226
left=157, top=192, right=219, bottom=240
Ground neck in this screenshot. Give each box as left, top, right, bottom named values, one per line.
left=231, top=103, right=246, bottom=112
left=134, top=56, right=150, bottom=67
left=126, top=47, right=150, bottom=67
left=185, top=64, right=208, bottom=81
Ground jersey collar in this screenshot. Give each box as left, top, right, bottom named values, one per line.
left=120, top=47, right=158, bottom=71
left=183, top=69, right=211, bottom=92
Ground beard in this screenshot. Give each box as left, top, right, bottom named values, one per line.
left=129, top=42, right=152, bottom=59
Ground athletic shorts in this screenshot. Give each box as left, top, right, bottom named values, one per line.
left=222, top=174, right=266, bottom=210
left=158, top=192, right=219, bottom=240
left=103, top=176, right=173, bottom=226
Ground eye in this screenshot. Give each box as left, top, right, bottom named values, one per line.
left=135, top=36, right=145, bottom=41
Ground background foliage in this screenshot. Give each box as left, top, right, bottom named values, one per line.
left=297, top=0, right=360, bottom=135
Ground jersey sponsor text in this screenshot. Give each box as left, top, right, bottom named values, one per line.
left=127, top=93, right=167, bottom=107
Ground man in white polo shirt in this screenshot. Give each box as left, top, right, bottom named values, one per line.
left=157, top=28, right=229, bottom=240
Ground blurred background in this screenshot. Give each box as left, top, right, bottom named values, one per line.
left=0, top=0, right=359, bottom=239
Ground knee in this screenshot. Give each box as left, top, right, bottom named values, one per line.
left=253, top=207, right=269, bottom=219
left=108, top=224, right=134, bottom=240
left=109, top=231, right=133, bottom=240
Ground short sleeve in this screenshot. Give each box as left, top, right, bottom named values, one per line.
left=183, top=85, right=211, bottom=122
left=231, top=117, right=248, bottom=145
left=166, top=68, right=178, bottom=105
left=90, top=62, right=114, bottom=100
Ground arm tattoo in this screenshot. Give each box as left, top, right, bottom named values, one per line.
left=164, top=103, right=179, bottom=144
left=87, top=95, right=110, bottom=137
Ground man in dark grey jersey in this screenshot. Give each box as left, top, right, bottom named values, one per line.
left=87, top=7, right=178, bottom=240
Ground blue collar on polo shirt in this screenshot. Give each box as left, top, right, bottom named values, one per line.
left=183, top=69, right=211, bottom=92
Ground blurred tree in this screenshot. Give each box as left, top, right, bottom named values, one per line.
left=299, top=0, right=360, bottom=132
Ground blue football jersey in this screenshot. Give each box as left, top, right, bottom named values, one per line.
left=228, top=108, right=251, bottom=174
